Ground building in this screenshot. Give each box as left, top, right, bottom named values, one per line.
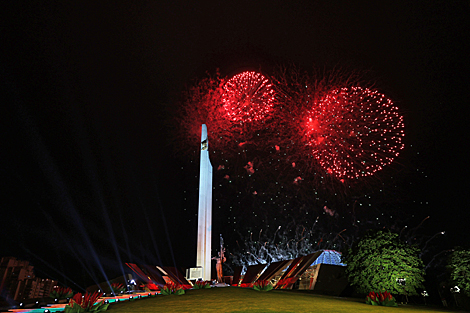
left=232, top=250, right=349, bottom=296
left=0, top=257, right=58, bottom=301
left=298, top=250, right=348, bottom=295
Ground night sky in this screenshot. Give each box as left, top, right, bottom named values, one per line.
left=2, top=1, right=469, bottom=289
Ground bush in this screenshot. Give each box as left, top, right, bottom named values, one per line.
left=50, top=286, right=73, bottom=299
left=193, top=280, right=211, bottom=289
left=64, top=291, right=109, bottom=312
left=109, top=283, right=126, bottom=295
left=160, top=282, right=185, bottom=296
left=365, top=291, right=398, bottom=307
left=253, top=280, right=273, bottom=292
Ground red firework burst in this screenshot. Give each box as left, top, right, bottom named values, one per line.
left=222, top=71, right=276, bottom=123
left=173, top=71, right=277, bottom=166
left=303, top=87, right=405, bottom=179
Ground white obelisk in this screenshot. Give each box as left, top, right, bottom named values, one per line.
left=197, top=124, right=212, bottom=281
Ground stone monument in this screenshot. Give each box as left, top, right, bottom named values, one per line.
left=196, top=124, right=212, bottom=281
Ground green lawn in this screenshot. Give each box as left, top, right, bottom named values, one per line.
left=107, top=287, right=454, bottom=313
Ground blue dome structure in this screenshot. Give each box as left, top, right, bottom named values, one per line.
left=311, top=250, right=346, bottom=266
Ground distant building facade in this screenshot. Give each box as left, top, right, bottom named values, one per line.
left=0, top=257, right=58, bottom=301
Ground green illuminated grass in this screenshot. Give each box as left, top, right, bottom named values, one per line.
left=107, top=287, right=452, bottom=313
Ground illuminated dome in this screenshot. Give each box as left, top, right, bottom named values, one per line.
left=311, top=250, right=346, bottom=266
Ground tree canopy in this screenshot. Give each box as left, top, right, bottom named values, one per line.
left=342, top=230, right=425, bottom=296
left=447, top=248, right=470, bottom=296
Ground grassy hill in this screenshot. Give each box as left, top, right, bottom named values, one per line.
left=107, top=287, right=455, bottom=313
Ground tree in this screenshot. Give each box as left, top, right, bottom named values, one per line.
left=447, top=248, right=470, bottom=296
left=343, top=230, right=425, bottom=296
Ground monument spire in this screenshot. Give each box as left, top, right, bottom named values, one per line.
left=196, top=124, right=212, bottom=281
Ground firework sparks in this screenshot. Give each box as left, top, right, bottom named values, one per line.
left=304, top=87, right=405, bottom=179
left=222, top=71, right=276, bottom=123
left=174, top=65, right=409, bottom=229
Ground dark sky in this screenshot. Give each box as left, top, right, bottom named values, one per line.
left=2, top=1, right=469, bottom=289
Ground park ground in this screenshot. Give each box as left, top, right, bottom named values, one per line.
left=106, top=287, right=466, bottom=313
